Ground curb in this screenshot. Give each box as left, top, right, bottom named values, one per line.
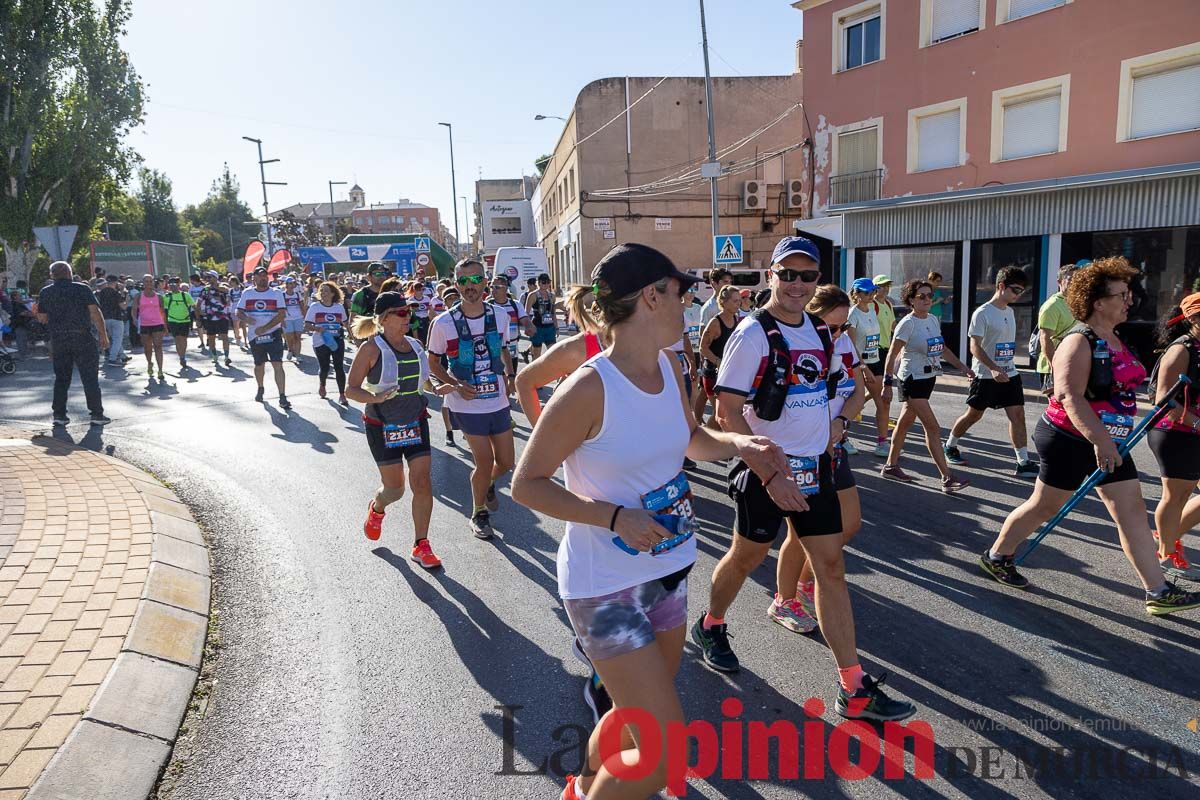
left=23, top=439, right=210, bottom=800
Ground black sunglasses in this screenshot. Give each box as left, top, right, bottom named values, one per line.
left=1005, top=285, right=1027, bottom=296
left=772, top=268, right=821, bottom=283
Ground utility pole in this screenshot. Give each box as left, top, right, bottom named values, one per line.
left=699, top=0, right=720, bottom=247
left=438, top=122, right=460, bottom=259
left=460, top=196, right=469, bottom=256
left=242, top=136, right=286, bottom=254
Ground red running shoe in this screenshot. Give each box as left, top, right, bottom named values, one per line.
left=410, top=539, right=442, bottom=569
left=363, top=501, right=384, bottom=541
left=560, top=775, right=577, bottom=800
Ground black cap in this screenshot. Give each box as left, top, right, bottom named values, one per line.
left=591, top=243, right=699, bottom=298
left=252, top=266, right=268, bottom=275
left=373, top=291, right=408, bottom=316
left=368, top=261, right=390, bottom=276
left=106, top=274, right=120, bottom=282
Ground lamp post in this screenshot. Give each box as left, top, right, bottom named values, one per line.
left=460, top=196, right=469, bottom=257
left=534, top=114, right=567, bottom=121
left=328, top=180, right=347, bottom=244
left=437, top=122, right=460, bottom=259
left=699, top=0, right=720, bottom=245
left=242, top=136, right=287, bottom=254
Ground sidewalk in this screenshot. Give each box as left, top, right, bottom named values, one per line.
left=0, top=427, right=209, bottom=800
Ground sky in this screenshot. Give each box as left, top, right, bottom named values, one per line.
left=124, top=0, right=803, bottom=243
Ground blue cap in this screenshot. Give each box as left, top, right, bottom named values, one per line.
left=771, top=236, right=821, bottom=267
left=852, top=277, right=876, bottom=293
left=1075, top=259, right=1092, bottom=267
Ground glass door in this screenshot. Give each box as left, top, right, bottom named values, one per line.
left=969, top=237, right=1042, bottom=368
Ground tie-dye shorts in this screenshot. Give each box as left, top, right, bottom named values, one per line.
left=563, top=566, right=691, bottom=662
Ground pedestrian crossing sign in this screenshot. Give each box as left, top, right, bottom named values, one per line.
left=414, top=236, right=431, bottom=253
left=714, top=234, right=743, bottom=264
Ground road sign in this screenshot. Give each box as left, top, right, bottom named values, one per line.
left=714, top=234, right=743, bottom=264
left=33, top=226, right=79, bottom=261
left=416, top=253, right=430, bottom=267
left=414, top=236, right=431, bottom=253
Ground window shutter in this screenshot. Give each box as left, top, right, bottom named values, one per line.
left=837, top=128, right=878, bottom=175
left=1130, top=63, right=1200, bottom=139
left=1002, top=92, right=1061, bottom=159
left=931, top=0, right=979, bottom=42
left=1007, top=0, right=1063, bottom=21
left=917, top=109, right=961, bottom=171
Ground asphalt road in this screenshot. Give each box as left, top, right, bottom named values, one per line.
left=1, top=337, right=1198, bottom=800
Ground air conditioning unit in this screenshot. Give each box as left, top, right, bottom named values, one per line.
left=786, top=179, right=805, bottom=209
left=742, top=180, right=766, bottom=211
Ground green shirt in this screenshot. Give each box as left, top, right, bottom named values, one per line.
left=1036, top=292, right=1075, bottom=374
left=875, top=299, right=896, bottom=349
left=163, top=291, right=194, bottom=324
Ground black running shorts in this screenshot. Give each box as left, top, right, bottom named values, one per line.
left=365, top=417, right=432, bottom=466
left=167, top=321, right=191, bottom=338
left=202, top=319, right=230, bottom=336
left=728, top=456, right=842, bottom=543
left=250, top=331, right=284, bottom=365
left=897, top=376, right=936, bottom=403
left=966, top=375, right=1025, bottom=410
left=1032, top=417, right=1137, bottom=491
left=1148, top=428, right=1200, bottom=481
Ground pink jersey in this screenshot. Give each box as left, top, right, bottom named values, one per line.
left=1045, top=340, right=1145, bottom=438
left=138, top=291, right=164, bottom=327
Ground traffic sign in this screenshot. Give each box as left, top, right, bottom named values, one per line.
left=414, top=236, right=431, bottom=253
left=33, top=226, right=79, bottom=261
left=416, top=253, right=430, bottom=267
left=714, top=234, right=743, bottom=265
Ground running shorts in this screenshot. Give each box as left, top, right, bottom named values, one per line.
left=365, top=417, right=432, bottom=466
left=450, top=408, right=512, bottom=437
left=702, top=375, right=718, bottom=398
left=139, top=324, right=164, bottom=335
left=282, top=319, right=304, bottom=335
left=728, top=456, right=842, bottom=543
left=966, top=375, right=1025, bottom=410
left=1148, top=428, right=1200, bottom=481
left=201, top=319, right=230, bottom=336
left=250, top=331, right=284, bottom=365
left=832, top=445, right=855, bottom=491
left=530, top=325, right=557, bottom=347
left=897, top=376, right=936, bottom=403
left=1032, top=417, right=1137, bottom=491
left=167, top=321, right=191, bottom=338
left=563, top=565, right=692, bottom=662
left=867, top=360, right=885, bottom=377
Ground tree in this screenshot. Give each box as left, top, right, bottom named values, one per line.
left=0, top=0, right=145, bottom=283
left=137, top=167, right=181, bottom=243
left=534, top=155, right=552, bottom=176
left=269, top=209, right=324, bottom=253
left=181, top=163, right=256, bottom=260
left=98, top=185, right=144, bottom=240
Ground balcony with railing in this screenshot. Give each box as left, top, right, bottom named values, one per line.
left=829, top=168, right=883, bottom=205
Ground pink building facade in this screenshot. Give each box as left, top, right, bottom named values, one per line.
left=794, top=0, right=1200, bottom=363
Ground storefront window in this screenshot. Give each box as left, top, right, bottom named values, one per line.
left=856, top=244, right=962, bottom=354
left=970, top=237, right=1041, bottom=365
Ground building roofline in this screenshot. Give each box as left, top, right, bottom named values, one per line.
left=826, top=161, right=1200, bottom=214
left=792, top=0, right=833, bottom=11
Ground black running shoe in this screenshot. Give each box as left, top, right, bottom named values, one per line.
left=1014, top=461, right=1040, bottom=477
left=979, top=550, right=1029, bottom=589
left=470, top=511, right=494, bottom=540
left=278, top=395, right=292, bottom=410
left=835, top=672, right=917, bottom=722
left=89, top=414, right=112, bottom=426
left=690, top=615, right=740, bottom=673
left=583, top=672, right=613, bottom=726
left=255, top=386, right=265, bottom=403
left=1145, top=582, right=1200, bottom=616
left=224, top=356, right=232, bottom=367
left=52, top=415, right=70, bottom=427
left=944, top=445, right=966, bottom=465
left=445, top=432, right=456, bottom=448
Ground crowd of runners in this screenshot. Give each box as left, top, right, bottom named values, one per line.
left=13, top=236, right=1200, bottom=800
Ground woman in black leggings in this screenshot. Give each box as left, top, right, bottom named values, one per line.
left=304, top=280, right=351, bottom=404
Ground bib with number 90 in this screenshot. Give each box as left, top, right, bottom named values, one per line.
left=788, top=455, right=820, bottom=495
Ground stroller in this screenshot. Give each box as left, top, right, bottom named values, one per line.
left=0, top=344, right=15, bottom=375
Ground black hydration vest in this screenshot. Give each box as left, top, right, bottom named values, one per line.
left=749, top=308, right=840, bottom=422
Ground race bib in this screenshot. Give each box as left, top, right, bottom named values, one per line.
left=687, top=324, right=701, bottom=346
left=927, top=336, right=945, bottom=359
left=788, top=455, right=821, bottom=496
left=382, top=420, right=423, bottom=448
left=474, top=372, right=500, bottom=400
left=252, top=332, right=275, bottom=345
left=864, top=334, right=880, bottom=362
left=995, top=341, right=1015, bottom=369
left=641, top=472, right=696, bottom=556
left=540, top=311, right=554, bottom=326
left=1100, top=411, right=1134, bottom=444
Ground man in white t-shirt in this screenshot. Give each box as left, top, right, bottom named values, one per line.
left=236, top=266, right=290, bottom=408
left=427, top=259, right=515, bottom=540
left=691, top=235, right=917, bottom=724
left=946, top=266, right=1037, bottom=476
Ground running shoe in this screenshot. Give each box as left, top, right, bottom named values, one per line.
left=410, top=539, right=442, bottom=569
left=89, top=414, right=112, bottom=426
left=318, top=382, right=327, bottom=399
left=470, top=511, right=494, bottom=540
left=486, top=483, right=499, bottom=512
left=944, top=445, right=967, bottom=465
left=571, top=637, right=593, bottom=670
left=941, top=474, right=970, bottom=494
left=1014, top=460, right=1040, bottom=477
left=978, top=550, right=1029, bottom=589
left=157, top=370, right=165, bottom=381
left=690, top=615, right=739, bottom=673
left=445, top=432, right=456, bottom=448
left=560, top=775, right=578, bottom=800
left=224, top=356, right=232, bottom=367
left=278, top=395, right=292, bottom=410
left=768, top=593, right=818, bottom=634
left=363, top=501, right=384, bottom=541
left=872, top=440, right=890, bottom=458
left=841, top=438, right=858, bottom=456
left=835, top=673, right=917, bottom=722
left=339, top=394, right=349, bottom=407
left=1145, top=582, right=1200, bottom=616
left=1159, top=540, right=1200, bottom=581
left=211, top=355, right=219, bottom=367
left=582, top=671, right=613, bottom=726
left=52, top=415, right=69, bottom=426
left=255, top=387, right=265, bottom=403
left=880, top=464, right=914, bottom=483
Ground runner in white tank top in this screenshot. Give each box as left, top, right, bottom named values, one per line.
left=512, top=243, right=794, bottom=800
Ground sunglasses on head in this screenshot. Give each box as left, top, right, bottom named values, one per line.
left=771, top=268, right=821, bottom=283
left=457, top=275, right=485, bottom=286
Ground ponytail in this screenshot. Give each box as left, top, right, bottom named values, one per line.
left=351, top=315, right=380, bottom=340
left=565, top=284, right=602, bottom=334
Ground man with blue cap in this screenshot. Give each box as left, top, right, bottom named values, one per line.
left=692, top=235, right=918, bottom=723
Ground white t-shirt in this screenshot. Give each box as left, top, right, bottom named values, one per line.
left=968, top=301, right=1018, bottom=379
left=893, top=313, right=945, bottom=380
left=410, top=286, right=436, bottom=319
left=829, top=333, right=860, bottom=420
left=683, top=302, right=704, bottom=350
left=495, top=297, right=527, bottom=347
left=847, top=304, right=881, bottom=365
left=427, top=303, right=513, bottom=415
left=714, top=314, right=832, bottom=458
left=236, top=288, right=287, bottom=338
left=282, top=290, right=304, bottom=320
left=700, top=295, right=721, bottom=328
left=304, top=302, right=346, bottom=329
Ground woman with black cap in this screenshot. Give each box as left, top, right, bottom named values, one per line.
left=346, top=291, right=443, bottom=569
left=513, top=243, right=792, bottom=800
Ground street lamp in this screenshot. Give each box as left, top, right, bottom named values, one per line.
left=460, top=196, right=469, bottom=257
left=437, top=122, right=460, bottom=260
left=328, top=180, right=347, bottom=243
left=534, top=114, right=567, bottom=121
left=243, top=136, right=287, bottom=254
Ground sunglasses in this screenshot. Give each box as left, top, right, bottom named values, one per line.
left=1005, top=285, right=1027, bottom=296
left=828, top=322, right=851, bottom=334
left=457, top=275, right=486, bottom=286
left=772, top=268, right=821, bottom=283
left=382, top=307, right=411, bottom=319
left=913, top=292, right=934, bottom=300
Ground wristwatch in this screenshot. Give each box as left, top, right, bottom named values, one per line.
left=835, top=415, right=850, bottom=427
left=884, top=374, right=895, bottom=387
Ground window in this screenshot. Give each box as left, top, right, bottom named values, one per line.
left=568, top=168, right=575, bottom=201
left=831, top=122, right=882, bottom=204
left=997, top=0, right=1069, bottom=24
left=422, top=216, right=430, bottom=225
left=991, top=75, right=1069, bottom=161
left=833, top=1, right=885, bottom=73
left=922, top=0, right=983, bottom=46
left=907, top=98, right=966, bottom=173
left=1117, top=44, right=1200, bottom=142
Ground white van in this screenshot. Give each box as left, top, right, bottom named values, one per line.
left=687, top=268, right=768, bottom=303
left=493, top=247, right=549, bottom=289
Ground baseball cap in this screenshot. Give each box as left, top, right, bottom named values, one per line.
left=106, top=274, right=120, bottom=283
left=204, top=270, right=219, bottom=278
left=872, top=274, right=892, bottom=286
left=368, top=262, right=390, bottom=275
left=1167, top=292, right=1200, bottom=325
left=252, top=266, right=268, bottom=275
left=373, top=291, right=408, bottom=316
left=851, top=277, right=877, bottom=293
left=770, top=236, right=821, bottom=267
left=591, top=243, right=700, bottom=298
left=285, top=276, right=296, bottom=283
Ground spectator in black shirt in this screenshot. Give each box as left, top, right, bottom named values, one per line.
left=36, top=261, right=111, bottom=426
left=96, top=274, right=129, bottom=366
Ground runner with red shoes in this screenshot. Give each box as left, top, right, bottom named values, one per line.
left=346, top=291, right=442, bottom=569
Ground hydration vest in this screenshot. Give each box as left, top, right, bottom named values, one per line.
left=446, top=303, right=505, bottom=382
left=1062, top=325, right=1115, bottom=402
left=749, top=308, right=840, bottom=422
left=1147, top=334, right=1200, bottom=405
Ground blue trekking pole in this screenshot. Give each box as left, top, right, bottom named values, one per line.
left=1016, top=374, right=1192, bottom=564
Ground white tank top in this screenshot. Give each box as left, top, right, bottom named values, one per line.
left=558, top=351, right=695, bottom=600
